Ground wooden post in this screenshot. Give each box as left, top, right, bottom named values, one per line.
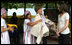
left=24, top=2, right=26, bottom=14
left=46, top=2, right=48, bottom=10
left=55, top=2, right=57, bottom=9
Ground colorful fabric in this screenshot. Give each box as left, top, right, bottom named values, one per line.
left=25, top=10, right=30, bottom=16
left=1, top=8, right=6, bottom=15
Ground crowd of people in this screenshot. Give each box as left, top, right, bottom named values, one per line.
left=1, top=2, right=70, bottom=44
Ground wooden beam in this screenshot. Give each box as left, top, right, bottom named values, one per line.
left=46, top=3, right=48, bottom=9
left=24, top=2, right=26, bottom=14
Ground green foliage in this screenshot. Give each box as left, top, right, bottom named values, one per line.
left=1, top=3, right=25, bottom=10
left=1, top=1, right=70, bottom=10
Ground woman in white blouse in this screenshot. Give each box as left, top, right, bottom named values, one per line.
left=1, top=8, right=13, bottom=44
left=57, top=3, right=70, bottom=44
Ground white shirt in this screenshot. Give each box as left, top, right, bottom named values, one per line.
left=23, top=19, right=35, bottom=44
left=1, top=18, right=10, bottom=44
left=58, top=13, right=70, bottom=34
left=23, top=19, right=31, bottom=32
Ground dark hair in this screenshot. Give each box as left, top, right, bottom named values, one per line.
left=24, top=13, right=29, bottom=19
left=34, top=4, right=42, bottom=13
left=13, top=12, right=16, bottom=17
left=58, top=2, right=68, bottom=14
left=44, top=9, right=48, bottom=16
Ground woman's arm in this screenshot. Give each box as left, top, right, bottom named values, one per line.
left=27, top=19, right=42, bottom=26
left=1, top=26, right=9, bottom=32
left=56, top=22, right=60, bottom=36
left=1, top=26, right=13, bottom=32
left=57, top=22, right=59, bottom=32
left=59, top=20, right=69, bottom=33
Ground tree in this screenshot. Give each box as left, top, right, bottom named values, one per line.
left=1, top=2, right=25, bottom=10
